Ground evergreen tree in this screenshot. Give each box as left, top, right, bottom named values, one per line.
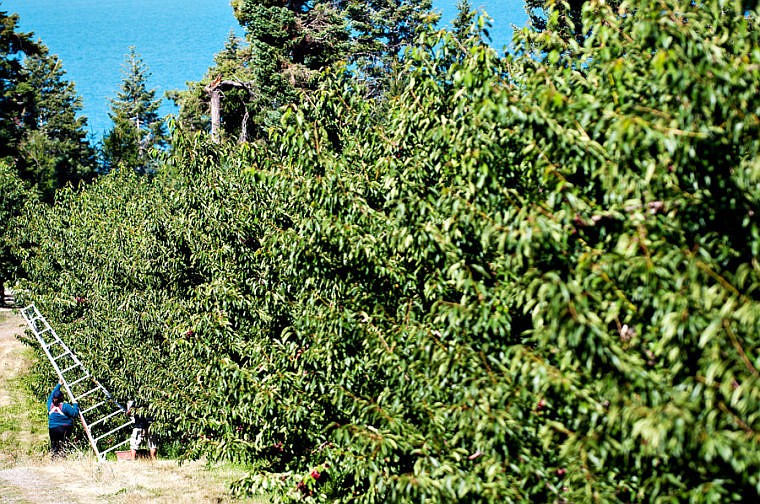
left=2, top=7, right=97, bottom=202
left=342, top=0, right=435, bottom=91
left=18, top=49, right=98, bottom=202
left=223, top=0, right=351, bottom=140
left=0, top=8, right=41, bottom=162
left=174, top=0, right=434, bottom=142
left=102, top=47, right=167, bottom=174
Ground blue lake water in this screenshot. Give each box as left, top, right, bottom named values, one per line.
left=4, top=0, right=528, bottom=139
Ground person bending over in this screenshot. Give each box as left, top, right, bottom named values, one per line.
left=126, top=400, right=157, bottom=460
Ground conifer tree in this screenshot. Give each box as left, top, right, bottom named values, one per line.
left=0, top=9, right=41, bottom=162
left=102, top=47, right=167, bottom=174
left=174, top=0, right=434, bottom=142
left=342, top=0, right=434, bottom=92
left=19, top=49, right=98, bottom=201
left=2, top=8, right=96, bottom=202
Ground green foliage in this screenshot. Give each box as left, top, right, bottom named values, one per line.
left=0, top=161, right=36, bottom=304
left=525, top=0, right=589, bottom=41
left=0, top=7, right=96, bottom=201
left=14, top=0, right=760, bottom=502
left=18, top=49, right=98, bottom=201
left=101, top=47, right=167, bottom=174
left=0, top=8, right=40, bottom=162
left=175, top=0, right=435, bottom=141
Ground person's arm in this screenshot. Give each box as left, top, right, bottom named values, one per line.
left=63, top=401, right=79, bottom=418
left=47, top=383, right=61, bottom=410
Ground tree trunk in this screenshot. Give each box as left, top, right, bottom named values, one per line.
left=205, top=76, right=223, bottom=142
left=239, top=108, right=249, bottom=144
left=205, top=76, right=254, bottom=143
left=209, top=88, right=222, bottom=142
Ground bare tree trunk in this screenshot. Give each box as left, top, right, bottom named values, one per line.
left=239, top=108, right=250, bottom=144
left=205, top=76, right=255, bottom=143
left=205, top=76, right=223, bottom=142
left=209, top=88, right=222, bottom=142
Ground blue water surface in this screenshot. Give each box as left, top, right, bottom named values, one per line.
left=4, top=0, right=528, bottom=139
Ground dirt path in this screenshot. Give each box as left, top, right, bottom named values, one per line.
left=0, top=307, right=265, bottom=503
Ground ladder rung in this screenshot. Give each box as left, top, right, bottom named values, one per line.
left=76, top=387, right=101, bottom=402
left=82, top=400, right=107, bottom=415
left=69, top=375, right=90, bottom=387
left=90, top=409, right=126, bottom=428
left=60, top=363, right=84, bottom=374
left=95, top=421, right=133, bottom=442
left=44, top=338, right=61, bottom=348
left=52, top=351, right=72, bottom=361
left=99, top=438, right=131, bottom=456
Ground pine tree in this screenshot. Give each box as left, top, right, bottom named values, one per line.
left=102, top=47, right=167, bottom=174
left=174, top=0, right=435, bottom=142
left=2, top=8, right=97, bottom=202
left=343, top=0, right=435, bottom=92
left=18, top=49, right=98, bottom=201
left=0, top=9, right=41, bottom=162
left=227, top=0, right=351, bottom=140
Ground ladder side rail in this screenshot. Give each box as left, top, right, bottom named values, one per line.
left=92, top=377, right=128, bottom=412
left=78, top=411, right=102, bottom=460
left=21, top=303, right=133, bottom=461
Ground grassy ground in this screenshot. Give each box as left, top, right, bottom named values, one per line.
left=0, top=308, right=270, bottom=503
left=0, top=309, right=47, bottom=463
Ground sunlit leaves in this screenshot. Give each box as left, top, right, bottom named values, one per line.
left=14, top=1, right=760, bottom=502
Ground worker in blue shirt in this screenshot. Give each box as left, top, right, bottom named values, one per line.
left=47, top=379, right=79, bottom=458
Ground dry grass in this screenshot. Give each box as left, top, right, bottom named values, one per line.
left=1, top=451, right=267, bottom=503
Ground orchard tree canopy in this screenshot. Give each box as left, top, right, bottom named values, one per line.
left=0, top=161, right=35, bottom=306
left=14, top=0, right=760, bottom=502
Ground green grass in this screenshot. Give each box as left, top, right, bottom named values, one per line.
left=0, top=348, right=49, bottom=464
